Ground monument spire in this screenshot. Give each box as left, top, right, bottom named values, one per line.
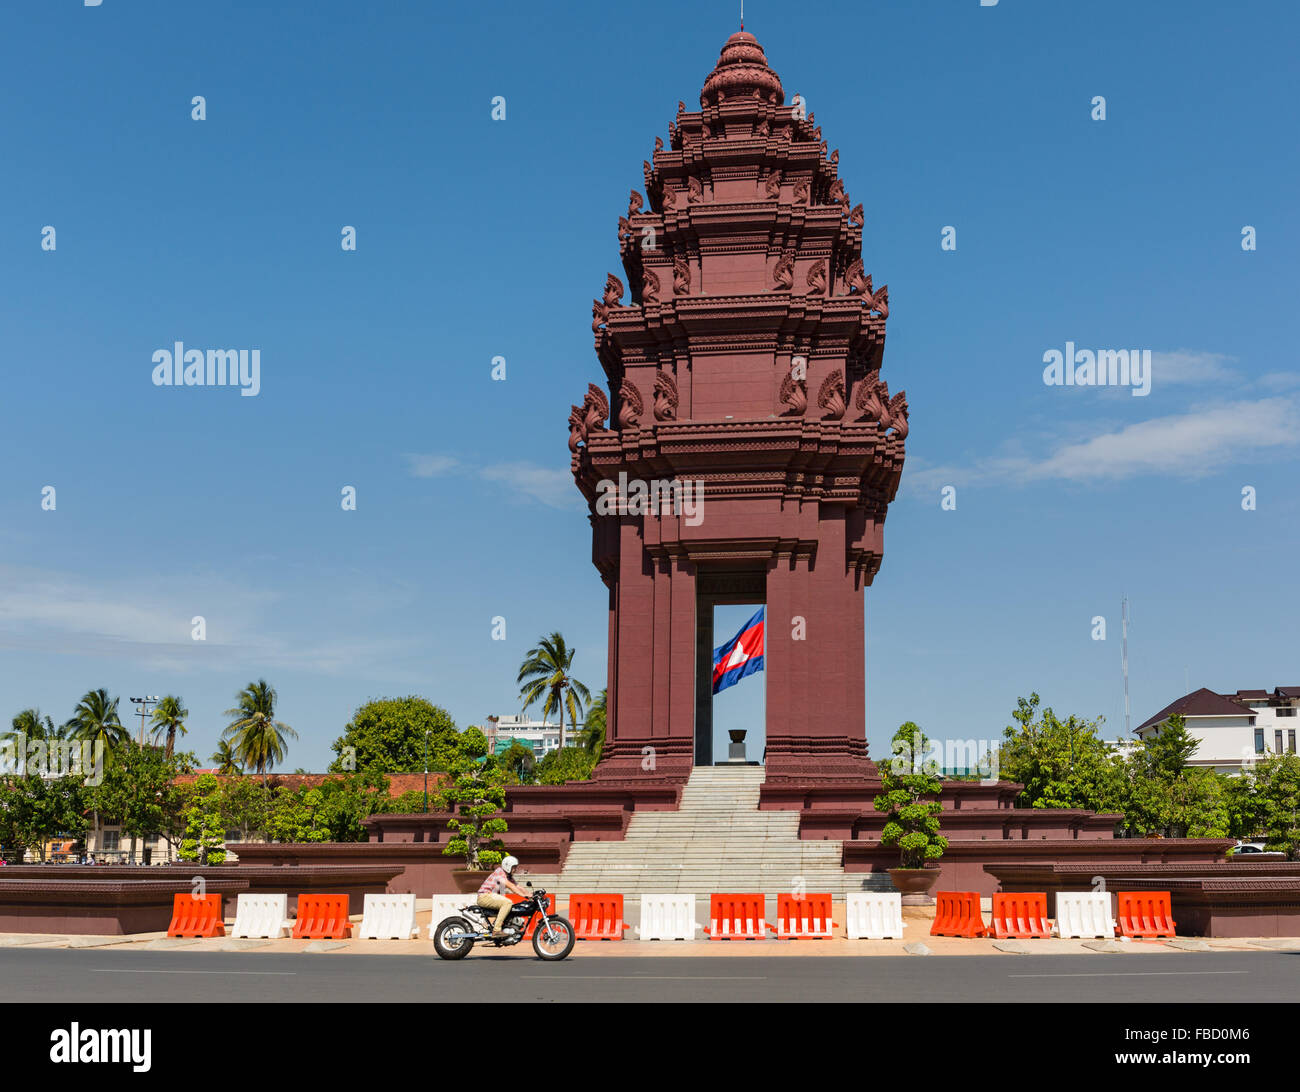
left=571, top=32, right=906, bottom=782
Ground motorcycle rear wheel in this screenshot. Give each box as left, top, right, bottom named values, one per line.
left=532, top=915, right=576, bottom=960
left=433, top=916, right=475, bottom=960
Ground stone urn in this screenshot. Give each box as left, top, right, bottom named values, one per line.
left=727, top=729, right=747, bottom=763
left=451, top=869, right=489, bottom=894
left=888, top=866, right=941, bottom=905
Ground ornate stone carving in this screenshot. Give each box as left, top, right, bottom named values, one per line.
left=855, top=369, right=885, bottom=423
left=604, top=273, right=625, bottom=308
left=583, top=383, right=609, bottom=436
left=763, top=169, right=782, bottom=199
left=793, top=178, right=809, bottom=205
left=848, top=203, right=864, bottom=227
left=617, top=215, right=631, bottom=241
left=688, top=176, right=703, bottom=203
left=677, top=100, right=686, bottom=115
left=591, top=299, right=607, bottom=333
left=654, top=136, right=664, bottom=153
left=628, top=190, right=643, bottom=216
left=673, top=254, right=691, bottom=295
left=567, top=404, right=585, bottom=452
left=773, top=250, right=795, bottom=290
left=755, top=116, right=770, bottom=136
left=642, top=267, right=661, bottom=305
left=662, top=186, right=676, bottom=212
left=702, top=120, right=712, bottom=138
left=653, top=370, right=679, bottom=421
left=617, top=378, right=644, bottom=428
left=817, top=368, right=846, bottom=420
left=779, top=371, right=807, bottom=416
left=864, top=276, right=889, bottom=318
left=883, top=389, right=908, bottom=440
left=830, top=149, right=839, bottom=165
left=669, top=122, right=678, bottom=144
left=806, top=259, right=828, bottom=295
left=844, top=258, right=868, bottom=296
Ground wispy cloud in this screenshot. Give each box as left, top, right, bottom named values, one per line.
left=1150, top=350, right=1240, bottom=387
left=405, top=453, right=579, bottom=511
left=910, top=397, right=1300, bottom=489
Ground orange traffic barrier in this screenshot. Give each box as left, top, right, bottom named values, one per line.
left=930, top=891, right=988, bottom=938
left=167, top=893, right=225, bottom=938
left=991, top=892, right=1052, bottom=939
left=1117, top=891, right=1176, bottom=938
left=706, top=893, right=769, bottom=940
left=509, top=891, right=556, bottom=939
left=568, top=894, right=629, bottom=940
left=292, top=894, right=352, bottom=939
left=772, top=893, right=836, bottom=939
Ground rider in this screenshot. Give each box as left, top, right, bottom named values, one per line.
left=475, top=855, right=531, bottom=938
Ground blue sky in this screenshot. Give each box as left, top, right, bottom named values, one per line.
left=1, top=0, right=1296, bottom=769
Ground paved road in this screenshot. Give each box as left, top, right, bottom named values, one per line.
left=1, top=948, right=1296, bottom=1002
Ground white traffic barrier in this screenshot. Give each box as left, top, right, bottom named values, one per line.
left=845, top=892, right=904, bottom=939
left=231, top=893, right=290, bottom=939
left=359, top=893, right=419, bottom=939
left=427, top=894, right=478, bottom=938
left=637, top=894, right=697, bottom=940
left=1055, top=891, right=1116, bottom=938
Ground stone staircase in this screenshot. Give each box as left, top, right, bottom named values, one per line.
left=525, top=765, right=890, bottom=898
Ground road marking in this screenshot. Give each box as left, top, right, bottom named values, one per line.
left=93, top=969, right=296, bottom=975
left=1009, top=971, right=1248, bottom=978
left=521, top=975, right=765, bottom=980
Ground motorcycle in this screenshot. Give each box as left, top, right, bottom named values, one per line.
left=433, top=886, right=576, bottom=961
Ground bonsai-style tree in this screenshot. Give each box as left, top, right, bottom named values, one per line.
left=435, top=728, right=509, bottom=871
left=874, top=721, right=948, bottom=869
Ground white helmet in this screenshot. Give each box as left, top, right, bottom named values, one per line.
left=502, top=855, right=519, bottom=873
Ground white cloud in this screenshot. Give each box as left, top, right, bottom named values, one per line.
left=404, top=454, right=462, bottom=478
left=478, top=462, right=579, bottom=510
left=909, top=397, right=1300, bottom=489
left=1150, top=350, right=1240, bottom=387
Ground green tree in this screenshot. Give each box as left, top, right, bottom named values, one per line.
left=148, top=695, right=189, bottom=760
left=536, top=745, right=597, bottom=785
left=0, top=775, right=88, bottom=863
left=223, top=679, right=297, bottom=783
left=210, top=739, right=241, bottom=775
left=1240, top=754, right=1300, bottom=858
left=328, top=697, right=459, bottom=774
left=496, top=740, right=538, bottom=784
left=178, top=773, right=227, bottom=864
left=436, top=728, right=508, bottom=869
left=517, top=633, right=590, bottom=751
left=580, top=689, right=607, bottom=761
left=874, top=721, right=948, bottom=869
left=65, top=688, right=129, bottom=757
left=91, top=743, right=192, bottom=862
left=8, top=708, right=60, bottom=741
left=997, top=693, right=1127, bottom=814
left=215, top=774, right=272, bottom=843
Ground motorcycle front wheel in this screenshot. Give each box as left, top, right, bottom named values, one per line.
left=433, top=916, right=475, bottom=960
left=532, top=915, right=576, bottom=960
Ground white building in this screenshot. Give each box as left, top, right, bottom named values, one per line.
left=1134, top=686, right=1299, bottom=774
left=486, top=714, right=566, bottom=757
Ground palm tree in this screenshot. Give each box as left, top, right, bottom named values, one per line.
left=149, top=695, right=188, bottom=760
left=210, top=739, right=241, bottom=775
left=581, top=689, right=607, bottom=760
left=65, top=689, right=129, bottom=752
left=8, top=708, right=59, bottom=741
left=223, top=679, right=297, bottom=784
left=517, top=633, right=590, bottom=751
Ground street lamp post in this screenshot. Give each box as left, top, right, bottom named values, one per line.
left=129, top=696, right=160, bottom=746
left=423, top=729, right=429, bottom=814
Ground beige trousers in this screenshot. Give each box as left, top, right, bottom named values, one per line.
left=477, top=892, right=513, bottom=931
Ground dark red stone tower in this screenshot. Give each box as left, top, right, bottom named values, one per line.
left=569, top=32, right=908, bottom=785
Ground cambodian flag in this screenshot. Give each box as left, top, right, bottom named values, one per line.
left=712, top=607, right=765, bottom=695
